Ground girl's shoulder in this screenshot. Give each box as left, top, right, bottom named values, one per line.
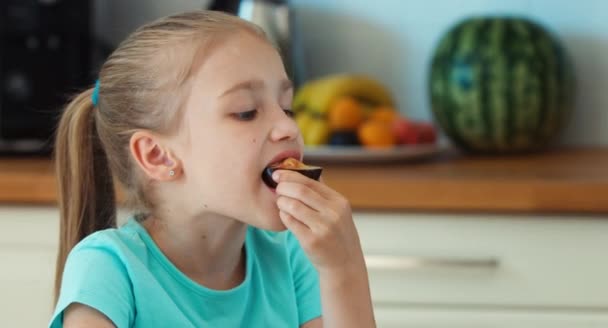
left=67, top=217, right=149, bottom=265
left=53, top=219, right=143, bottom=328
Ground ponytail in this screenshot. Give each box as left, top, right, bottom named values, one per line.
left=53, top=87, right=117, bottom=303
left=51, top=10, right=272, bottom=303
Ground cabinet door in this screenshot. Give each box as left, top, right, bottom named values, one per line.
left=374, top=307, right=608, bottom=328
left=0, top=206, right=59, bottom=327
left=354, top=212, right=608, bottom=308
left=0, top=206, right=131, bottom=327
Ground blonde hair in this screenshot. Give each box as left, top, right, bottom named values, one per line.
left=53, top=10, right=267, bottom=302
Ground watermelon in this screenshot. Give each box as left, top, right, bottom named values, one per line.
left=429, top=17, right=575, bottom=153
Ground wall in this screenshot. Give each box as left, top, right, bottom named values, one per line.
left=94, top=0, right=608, bottom=146
left=290, top=0, right=608, bottom=146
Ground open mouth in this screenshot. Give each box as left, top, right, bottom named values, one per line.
left=261, top=157, right=323, bottom=189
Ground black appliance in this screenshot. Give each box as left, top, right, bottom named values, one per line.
left=0, top=0, right=93, bottom=154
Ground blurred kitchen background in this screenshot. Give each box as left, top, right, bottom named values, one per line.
left=2, top=0, right=608, bottom=152
left=1, top=1, right=608, bottom=327
left=100, top=0, right=608, bottom=146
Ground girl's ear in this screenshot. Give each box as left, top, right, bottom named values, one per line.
left=129, top=130, right=181, bottom=181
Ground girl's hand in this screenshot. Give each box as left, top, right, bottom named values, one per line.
left=274, top=170, right=365, bottom=273
left=275, top=170, right=377, bottom=328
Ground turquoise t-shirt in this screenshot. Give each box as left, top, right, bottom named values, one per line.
left=49, top=218, right=322, bottom=327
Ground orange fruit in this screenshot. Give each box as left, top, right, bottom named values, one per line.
left=328, top=96, right=365, bottom=130
left=360, top=103, right=376, bottom=120
left=369, top=106, right=399, bottom=123
left=357, top=120, right=396, bottom=148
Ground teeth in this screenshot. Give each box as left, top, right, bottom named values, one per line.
left=262, top=157, right=323, bottom=189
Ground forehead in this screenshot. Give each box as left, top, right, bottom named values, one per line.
left=193, top=32, right=285, bottom=94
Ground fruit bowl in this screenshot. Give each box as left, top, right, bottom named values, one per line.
left=303, top=143, right=444, bottom=164
left=294, top=74, right=441, bottom=159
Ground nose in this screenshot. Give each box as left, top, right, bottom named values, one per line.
left=269, top=106, right=300, bottom=142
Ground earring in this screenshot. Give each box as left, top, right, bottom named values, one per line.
left=169, top=170, right=175, bottom=177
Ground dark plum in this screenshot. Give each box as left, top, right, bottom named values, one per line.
left=329, top=131, right=360, bottom=146
left=262, top=158, right=323, bottom=188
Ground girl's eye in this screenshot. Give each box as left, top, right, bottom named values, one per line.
left=233, top=110, right=258, bottom=121
left=283, top=109, right=295, bottom=118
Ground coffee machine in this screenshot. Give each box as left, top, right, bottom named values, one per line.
left=0, top=0, right=93, bottom=154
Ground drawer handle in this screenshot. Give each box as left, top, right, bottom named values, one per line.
left=364, top=255, right=500, bottom=271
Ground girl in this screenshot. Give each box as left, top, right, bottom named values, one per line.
left=51, top=10, right=374, bottom=328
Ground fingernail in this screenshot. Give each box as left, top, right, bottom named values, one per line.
left=273, top=171, right=281, bottom=181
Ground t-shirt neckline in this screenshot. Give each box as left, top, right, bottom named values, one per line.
left=127, top=217, right=253, bottom=298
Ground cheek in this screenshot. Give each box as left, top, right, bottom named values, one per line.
left=188, top=138, right=259, bottom=186
left=183, top=117, right=263, bottom=184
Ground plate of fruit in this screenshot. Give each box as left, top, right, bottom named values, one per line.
left=294, top=74, right=443, bottom=163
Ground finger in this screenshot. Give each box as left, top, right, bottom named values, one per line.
left=273, top=169, right=336, bottom=200
left=277, top=196, right=323, bottom=233
left=279, top=210, right=311, bottom=240
left=275, top=181, right=327, bottom=212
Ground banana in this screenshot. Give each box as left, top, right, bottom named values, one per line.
left=293, top=74, right=395, bottom=146
left=303, top=119, right=331, bottom=146
left=292, top=80, right=318, bottom=115
left=295, top=112, right=331, bottom=146
left=294, top=74, right=395, bottom=116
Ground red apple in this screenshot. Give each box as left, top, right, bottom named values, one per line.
left=392, top=118, right=419, bottom=145
left=393, top=119, right=437, bottom=145
left=416, top=122, right=437, bottom=144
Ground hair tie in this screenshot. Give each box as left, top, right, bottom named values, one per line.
left=91, top=80, right=100, bottom=106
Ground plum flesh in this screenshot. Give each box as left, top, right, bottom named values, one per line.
left=262, top=158, right=323, bottom=189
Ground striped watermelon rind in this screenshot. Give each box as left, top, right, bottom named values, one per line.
left=429, top=16, right=575, bottom=153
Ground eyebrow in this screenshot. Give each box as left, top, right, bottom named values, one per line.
left=219, top=78, right=293, bottom=98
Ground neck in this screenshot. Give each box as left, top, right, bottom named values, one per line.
left=142, top=212, right=248, bottom=290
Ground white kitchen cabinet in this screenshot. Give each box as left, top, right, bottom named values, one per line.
left=2, top=206, right=607, bottom=327
left=0, top=206, right=129, bottom=328
left=354, top=212, right=608, bottom=327
left=373, top=307, right=608, bottom=328
left=0, top=206, right=59, bottom=328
